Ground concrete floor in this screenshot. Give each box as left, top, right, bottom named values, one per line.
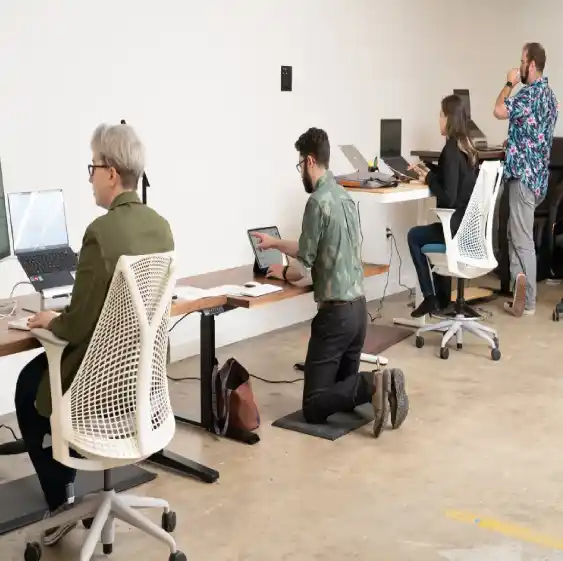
left=1, top=283, right=563, bottom=560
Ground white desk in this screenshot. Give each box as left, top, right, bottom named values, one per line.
left=340, top=180, right=431, bottom=329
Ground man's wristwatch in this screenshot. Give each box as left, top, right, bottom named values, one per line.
left=282, top=265, right=289, bottom=281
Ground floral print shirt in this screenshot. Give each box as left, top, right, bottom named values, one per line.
left=504, top=76, right=558, bottom=199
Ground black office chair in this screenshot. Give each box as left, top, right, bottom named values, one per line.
left=535, top=137, right=563, bottom=282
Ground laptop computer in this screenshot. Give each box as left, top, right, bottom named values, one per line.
left=338, top=145, right=396, bottom=186
left=7, top=189, right=77, bottom=295
left=380, top=119, right=419, bottom=180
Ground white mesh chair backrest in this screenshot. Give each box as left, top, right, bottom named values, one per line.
left=67, top=252, right=177, bottom=459
left=454, top=160, right=503, bottom=266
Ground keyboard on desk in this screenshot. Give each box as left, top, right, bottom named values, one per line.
left=8, top=316, right=32, bottom=331
left=19, top=249, right=77, bottom=276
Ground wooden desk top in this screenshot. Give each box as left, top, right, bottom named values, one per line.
left=0, top=263, right=388, bottom=357
left=181, top=263, right=388, bottom=309
left=338, top=179, right=428, bottom=195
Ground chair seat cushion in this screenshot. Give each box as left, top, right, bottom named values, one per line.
left=422, top=243, right=447, bottom=254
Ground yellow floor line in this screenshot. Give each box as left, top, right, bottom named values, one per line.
left=445, top=510, right=563, bottom=550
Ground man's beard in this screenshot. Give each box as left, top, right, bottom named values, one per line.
left=521, top=62, right=530, bottom=84
left=302, top=169, right=314, bottom=193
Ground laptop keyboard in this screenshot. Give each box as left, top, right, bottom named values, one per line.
left=20, top=250, right=77, bottom=275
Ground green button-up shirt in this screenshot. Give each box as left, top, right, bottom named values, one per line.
left=35, top=190, right=175, bottom=418
left=296, top=171, right=364, bottom=303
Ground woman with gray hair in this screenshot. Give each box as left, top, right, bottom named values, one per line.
left=16, top=122, right=175, bottom=546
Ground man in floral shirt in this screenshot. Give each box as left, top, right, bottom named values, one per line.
left=494, top=42, right=558, bottom=317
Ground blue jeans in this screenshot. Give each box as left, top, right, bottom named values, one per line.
left=407, top=223, right=451, bottom=302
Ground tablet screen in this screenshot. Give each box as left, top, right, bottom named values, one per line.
left=248, top=226, right=284, bottom=270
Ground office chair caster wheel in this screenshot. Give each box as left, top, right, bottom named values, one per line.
left=439, top=347, right=449, bottom=360
left=162, top=510, right=177, bottom=533
left=415, top=336, right=424, bottom=348
left=169, top=551, right=187, bottom=561
left=553, top=310, right=560, bottom=322
left=491, top=348, right=501, bottom=361
left=457, top=343, right=463, bottom=350
left=24, top=541, right=41, bottom=561
left=82, top=517, right=93, bottom=529
left=103, top=543, right=113, bottom=554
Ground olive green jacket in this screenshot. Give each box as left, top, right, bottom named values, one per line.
left=35, top=190, right=175, bottom=417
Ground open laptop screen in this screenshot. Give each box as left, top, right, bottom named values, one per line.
left=8, top=189, right=69, bottom=253
left=380, top=119, right=402, bottom=159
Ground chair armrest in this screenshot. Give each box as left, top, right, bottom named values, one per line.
left=430, top=208, right=460, bottom=275
left=31, top=328, right=69, bottom=349
left=30, top=328, right=69, bottom=430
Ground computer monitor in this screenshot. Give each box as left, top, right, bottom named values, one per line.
left=454, top=88, right=471, bottom=119
left=380, top=119, right=402, bottom=159
left=7, top=189, right=69, bottom=254
left=0, top=160, right=11, bottom=261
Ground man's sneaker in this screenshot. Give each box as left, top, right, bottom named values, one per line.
left=504, top=302, right=536, bottom=316
left=388, top=368, right=409, bottom=429
left=504, top=273, right=526, bottom=317
left=372, top=371, right=390, bottom=438
left=41, top=503, right=77, bottom=547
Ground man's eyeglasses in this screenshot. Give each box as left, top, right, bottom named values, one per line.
left=296, top=159, right=305, bottom=173
left=88, top=164, right=110, bottom=177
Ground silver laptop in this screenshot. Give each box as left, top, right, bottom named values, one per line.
left=338, top=145, right=395, bottom=185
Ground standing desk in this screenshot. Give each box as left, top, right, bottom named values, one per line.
left=337, top=179, right=432, bottom=329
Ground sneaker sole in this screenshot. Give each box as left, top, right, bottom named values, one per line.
left=511, top=273, right=526, bottom=317
left=389, top=368, right=409, bottom=429
left=372, top=371, right=390, bottom=438
left=42, top=521, right=77, bottom=547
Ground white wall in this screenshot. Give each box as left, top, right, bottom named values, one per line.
left=0, top=0, right=535, bottom=415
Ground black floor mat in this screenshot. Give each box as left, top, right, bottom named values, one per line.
left=272, top=403, right=374, bottom=440
left=0, top=465, right=156, bottom=535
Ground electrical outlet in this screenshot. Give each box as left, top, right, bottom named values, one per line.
left=281, top=65, right=292, bottom=91
left=386, top=227, right=392, bottom=239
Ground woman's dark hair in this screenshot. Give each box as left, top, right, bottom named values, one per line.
left=441, top=94, right=477, bottom=166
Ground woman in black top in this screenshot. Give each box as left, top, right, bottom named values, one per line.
left=408, top=94, right=479, bottom=318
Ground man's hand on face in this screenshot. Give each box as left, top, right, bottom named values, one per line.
left=506, top=68, right=520, bottom=86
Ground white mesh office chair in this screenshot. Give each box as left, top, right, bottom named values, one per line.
left=23, top=252, right=187, bottom=561
left=414, top=160, right=503, bottom=361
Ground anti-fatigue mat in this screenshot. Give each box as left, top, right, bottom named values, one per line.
left=272, top=403, right=373, bottom=440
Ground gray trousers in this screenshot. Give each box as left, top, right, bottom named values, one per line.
left=507, top=179, right=541, bottom=309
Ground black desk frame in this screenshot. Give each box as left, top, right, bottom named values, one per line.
left=148, top=304, right=260, bottom=484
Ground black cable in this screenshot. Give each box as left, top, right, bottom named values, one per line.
left=167, top=373, right=303, bottom=384
left=0, top=424, right=18, bottom=441
left=168, top=311, right=192, bottom=333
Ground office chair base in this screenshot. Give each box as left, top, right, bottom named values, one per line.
left=24, top=490, right=185, bottom=561
left=415, top=315, right=500, bottom=361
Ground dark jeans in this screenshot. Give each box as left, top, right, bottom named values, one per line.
left=302, top=297, right=373, bottom=424
left=15, top=352, right=76, bottom=512
left=407, top=223, right=451, bottom=302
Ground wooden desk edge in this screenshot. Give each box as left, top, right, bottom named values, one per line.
left=229, top=263, right=389, bottom=309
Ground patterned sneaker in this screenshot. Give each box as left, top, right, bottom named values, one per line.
left=41, top=503, right=77, bottom=547
left=504, top=273, right=526, bottom=317
left=372, top=371, right=390, bottom=438
left=388, top=368, right=409, bottom=429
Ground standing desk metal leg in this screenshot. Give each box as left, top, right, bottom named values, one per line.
left=393, top=197, right=426, bottom=329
